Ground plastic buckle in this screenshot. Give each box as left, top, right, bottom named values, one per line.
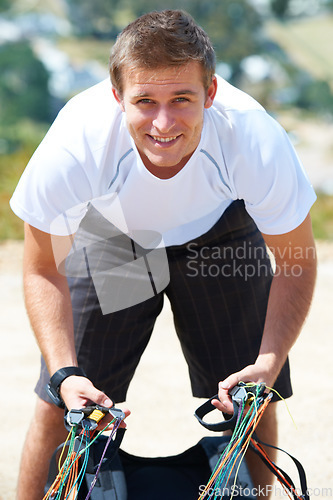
left=65, top=404, right=125, bottom=432
left=229, top=382, right=266, bottom=405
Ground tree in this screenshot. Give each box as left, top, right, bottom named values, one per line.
left=65, top=0, right=262, bottom=82
left=0, top=42, right=51, bottom=124
left=66, top=0, right=126, bottom=38
left=270, top=0, right=290, bottom=18
left=187, top=0, right=263, bottom=82
left=0, top=0, right=11, bottom=11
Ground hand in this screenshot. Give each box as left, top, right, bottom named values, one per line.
left=60, top=375, right=130, bottom=429
left=211, top=357, right=278, bottom=414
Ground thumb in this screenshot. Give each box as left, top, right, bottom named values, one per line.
left=215, top=371, right=245, bottom=414
left=219, top=372, right=242, bottom=392
left=86, top=386, right=113, bottom=408
left=60, top=375, right=113, bottom=410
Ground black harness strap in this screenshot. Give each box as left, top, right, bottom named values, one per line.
left=250, top=434, right=309, bottom=500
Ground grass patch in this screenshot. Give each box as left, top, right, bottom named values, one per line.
left=0, top=120, right=49, bottom=240
left=311, top=192, right=333, bottom=241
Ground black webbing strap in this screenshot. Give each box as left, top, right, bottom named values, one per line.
left=250, top=434, right=309, bottom=500
left=194, top=394, right=239, bottom=432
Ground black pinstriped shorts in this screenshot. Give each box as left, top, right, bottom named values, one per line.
left=35, top=200, right=292, bottom=403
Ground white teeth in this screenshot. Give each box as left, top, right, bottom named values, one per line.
left=152, top=136, right=177, bottom=143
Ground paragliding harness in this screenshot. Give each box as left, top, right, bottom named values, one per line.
left=44, top=383, right=310, bottom=499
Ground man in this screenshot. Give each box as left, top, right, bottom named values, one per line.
left=10, top=10, right=317, bottom=499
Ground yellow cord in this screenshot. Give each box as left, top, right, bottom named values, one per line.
left=237, top=382, right=297, bottom=429
left=58, top=429, right=73, bottom=472
left=265, top=386, right=297, bottom=429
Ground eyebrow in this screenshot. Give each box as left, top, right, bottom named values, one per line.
left=132, top=89, right=198, bottom=98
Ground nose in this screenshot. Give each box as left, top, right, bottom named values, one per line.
left=152, top=105, right=175, bottom=133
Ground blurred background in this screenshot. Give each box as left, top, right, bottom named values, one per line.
left=0, top=0, right=333, bottom=241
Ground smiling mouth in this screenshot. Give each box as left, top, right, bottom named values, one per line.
left=150, top=135, right=179, bottom=143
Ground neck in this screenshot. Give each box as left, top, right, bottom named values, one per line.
left=140, top=153, right=192, bottom=179
left=144, top=163, right=186, bottom=179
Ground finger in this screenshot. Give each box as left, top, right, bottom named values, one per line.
left=97, top=407, right=131, bottom=431
left=83, top=387, right=113, bottom=408
left=60, top=376, right=113, bottom=410
left=215, top=375, right=240, bottom=414
left=214, top=388, right=234, bottom=414
left=217, top=368, right=253, bottom=412
left=219, top=372, right=243, bottom=392
left=211, top=397, right=233, bottom=414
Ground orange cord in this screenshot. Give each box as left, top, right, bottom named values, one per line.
left=198, top=396, right=271, bottom=499
left=250, top=439, right=304, bottom=500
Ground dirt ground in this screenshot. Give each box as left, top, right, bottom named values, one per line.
left=0, top=239, right=332, bottom=500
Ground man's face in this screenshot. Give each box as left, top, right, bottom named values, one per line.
left=113, top=62, right=217, bottom=176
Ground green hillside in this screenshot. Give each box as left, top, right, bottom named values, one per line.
left=266, top=14, right=333, bottom=88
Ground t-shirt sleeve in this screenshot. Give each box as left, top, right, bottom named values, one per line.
left=10, top=107, right=94, bottom=235
left=228, top=110, right=316, bottom=235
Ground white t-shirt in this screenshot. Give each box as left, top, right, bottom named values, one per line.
left=10, top=76, right=316, bottom=246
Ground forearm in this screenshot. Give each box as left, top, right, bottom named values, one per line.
left=24, top=269, right=77, bottom=375
left=216, top=215, right=317, bottom=412
left=256, top=256, right=317, bottom=385
left=24, top=266, right=117, bottom=411
left=22, top=224, right=117, bottom=411
left=216, top=258, right=317, bottom=412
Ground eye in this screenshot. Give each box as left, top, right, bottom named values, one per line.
left=137, top=98, right=154, bottom=104
left=174, top=97, right=189, bottom=103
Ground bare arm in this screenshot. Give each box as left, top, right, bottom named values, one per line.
left=23, top=223, right=113, bottom=410
left=215, top=214, right=317, bottom=412
left=23, top=223, right=77, bottom=372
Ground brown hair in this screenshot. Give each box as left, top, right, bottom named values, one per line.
left=109, top=10, right=216, bottom=95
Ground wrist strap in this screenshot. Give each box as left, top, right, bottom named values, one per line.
left=194, top=394, right=239, bottom=432
left=46, top=366, right=87, bottom=408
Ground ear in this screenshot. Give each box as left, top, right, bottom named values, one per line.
left=204, top=76, right=217, bottom=109
left=112, top=87, right=125, bottom=112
